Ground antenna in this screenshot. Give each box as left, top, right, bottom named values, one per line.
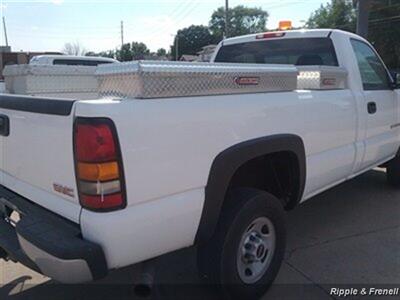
left=2, top=16, right=8, bottom=46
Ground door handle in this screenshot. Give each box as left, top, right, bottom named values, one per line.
left=367, top=102, right=377, bottom=114
left=0, top=114, right=9, bottom=136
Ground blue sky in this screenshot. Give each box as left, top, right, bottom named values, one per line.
left=0, top=0, right=327, bottom=53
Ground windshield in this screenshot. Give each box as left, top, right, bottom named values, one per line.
left=215, top=37, right=338, bottom=66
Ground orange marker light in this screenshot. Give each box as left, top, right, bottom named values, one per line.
left=78, top=161, right=119, bottom=182
left=279, top=20, right=292, bottom=31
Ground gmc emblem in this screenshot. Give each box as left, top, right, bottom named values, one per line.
left=53, top=183, right=75, bottom=198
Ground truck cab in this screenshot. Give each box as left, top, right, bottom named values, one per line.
left=212, top=29, right=400, bottom=197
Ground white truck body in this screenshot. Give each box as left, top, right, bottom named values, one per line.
left=0, top=29, right=399, bottom=283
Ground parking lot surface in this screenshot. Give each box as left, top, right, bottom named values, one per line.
left=1, top=169, right=399, bottom=299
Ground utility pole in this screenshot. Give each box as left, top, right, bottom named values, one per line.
left=224, top=0, right=229, bottom=38
left=175, top=35, right=179, bottom=61
left=120, top=20, right=124, bottom=46
left=355, top=0, right=372, bottom=38
left=2, top=16, right=8, bottom=46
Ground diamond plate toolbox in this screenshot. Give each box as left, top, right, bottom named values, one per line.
left=96, top=61, right=299, bottom=99
left=3, top=64, right=99, bottom=99
left=297, top=66, right=348, bottom=90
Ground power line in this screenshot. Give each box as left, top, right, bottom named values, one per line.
left=369, top=15, right=400, bottom=23
left=369, top=3, right=400, bottom=13
left=143, top=0, right=200, bottom=41
left=123, top=0, right=194, bottom=31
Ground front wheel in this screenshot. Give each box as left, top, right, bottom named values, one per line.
left=197, top=188, right=286, bottom=299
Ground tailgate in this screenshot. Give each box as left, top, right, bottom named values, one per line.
left=0, top=94, right=80, bottom=223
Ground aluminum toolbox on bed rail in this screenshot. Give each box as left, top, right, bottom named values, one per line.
left=3, top=64, right=99, bottom=100
left=96, top=61, right=299, bottom=99
left=297, top=66, right=348, bottom=90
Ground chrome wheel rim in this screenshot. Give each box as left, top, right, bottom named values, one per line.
left=236, top=216, right=276, bottom=284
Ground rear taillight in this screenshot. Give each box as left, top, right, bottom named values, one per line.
left=74, top=118, right=126, bottom=211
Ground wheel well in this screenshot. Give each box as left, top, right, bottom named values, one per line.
left=227, top=151, right=300, bottom=210
left=194, top=134, right=305, bottom=245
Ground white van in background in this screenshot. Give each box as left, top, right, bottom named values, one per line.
left=29, top=55, right=118, bottom=66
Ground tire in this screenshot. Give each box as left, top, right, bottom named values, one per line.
left=387, top=156, right=400, bottom=187
left=197, top=188, right=286, bottom=300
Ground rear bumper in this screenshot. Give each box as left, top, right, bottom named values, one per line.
left=0, top=185, right=108, bottom=283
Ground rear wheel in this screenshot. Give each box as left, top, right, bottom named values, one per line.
left=197, top=188, right=286, bottom=299
left=386, top=156, right=400, bottom=187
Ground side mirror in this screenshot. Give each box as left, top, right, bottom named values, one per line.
left=390, top=72, right=400, bottom=89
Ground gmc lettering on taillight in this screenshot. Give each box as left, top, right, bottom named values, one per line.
left=73, top=118, right=126, bottom=211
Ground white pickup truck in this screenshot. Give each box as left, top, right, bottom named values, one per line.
left=0, top=29, right=399, bottom=299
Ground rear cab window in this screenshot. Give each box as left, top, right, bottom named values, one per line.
left=214, top=37, right=338, bottom=66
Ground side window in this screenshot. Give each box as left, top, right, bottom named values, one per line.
left=350, top=39, right=390, bottom=90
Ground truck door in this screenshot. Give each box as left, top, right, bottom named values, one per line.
left=350, top=39, right=398, bottom=169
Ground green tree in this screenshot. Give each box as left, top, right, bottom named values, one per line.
left=368, top=0, right=400, bottom=70
left=131, top=42, right=150, bottom=60
left=62, top=42, right=86, bottom=56
left=306, top=0, right=356, bottom=32
left=170, top=25, right=215, bottom=60
left=209, top=5, right=268, bottom=39
left=115, top=42, right=150, bottom=61
left=85, top=50, right=115, bottom=59
left=156, top=48, right=167, bottom=56
left=116, top=43, right=133, bottom=61
left=306, top=0, right=400, bottom=70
